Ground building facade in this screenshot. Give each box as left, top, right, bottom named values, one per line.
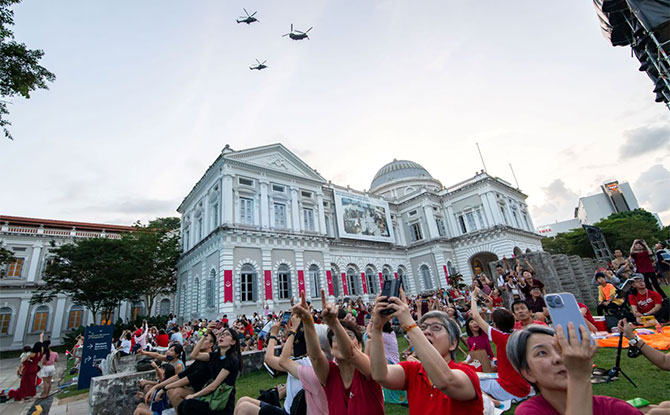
left=0, top=216, right=174, bottom=351
left=176, top=144, right=543, bottom=321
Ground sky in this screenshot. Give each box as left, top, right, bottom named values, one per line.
left=1, top=0, right=669, bottom=228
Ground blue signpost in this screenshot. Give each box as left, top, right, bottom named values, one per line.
left=77, top=325, right=114, bottom=390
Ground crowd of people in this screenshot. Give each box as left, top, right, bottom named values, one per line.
left=3, top=240, right=670, bottom=414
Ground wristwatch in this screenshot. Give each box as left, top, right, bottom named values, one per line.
left=629, top=336, right=642, bottom=347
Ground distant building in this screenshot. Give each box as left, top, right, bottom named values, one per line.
left=0, top=216, right=174, bottom=351
left=537, top=219, right=581, bottom=238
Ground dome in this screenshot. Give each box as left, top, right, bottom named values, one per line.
left=370, top=159, right=434, bottom=191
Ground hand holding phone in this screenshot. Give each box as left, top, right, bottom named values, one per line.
left=545, top=293, right=592, bottom=344
left=380, top=280, right=401, bottom=315
left=280, top=312, right=291, bottom=326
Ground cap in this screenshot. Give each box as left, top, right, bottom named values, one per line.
left=630, top=273, right=644, bottom=281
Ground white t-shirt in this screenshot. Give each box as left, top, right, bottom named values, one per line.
left=120, top=339, right=131, bottom=354
left=284, top=356, right=312, bottom=413
left=170, top=332, right=183, bottom=345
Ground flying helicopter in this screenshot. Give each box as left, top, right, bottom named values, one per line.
left=249, top=59, right=268, bottom=70
left=282, top=24, right=312, bottom=40
left=236, top=8, right=258, bottom=24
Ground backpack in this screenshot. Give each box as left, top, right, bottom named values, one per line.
left=135, top=358, right=153, bottom=372
left=289, top=389, right=307, bottom=415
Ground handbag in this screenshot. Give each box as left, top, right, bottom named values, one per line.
left=199, top=381, right=234, bottom=411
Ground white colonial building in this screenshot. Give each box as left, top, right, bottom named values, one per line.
left=0, top=216, right=174, bottom=351
left=175, top=144, right=543, bottom=320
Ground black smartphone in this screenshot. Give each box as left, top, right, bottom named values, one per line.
left=380, top=279, right=401, bottom=315
left=280, top=312, right=291, bottom=326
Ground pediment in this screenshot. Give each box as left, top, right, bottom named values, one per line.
left=225, top=143, right=326, bottom=183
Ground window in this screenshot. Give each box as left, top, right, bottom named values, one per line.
left=346, top=268, right=358, bottom=296
left=212, top=203, right=219, bottom=227
left=324, top=216, right=331, bottom=235
left=101, top=309, right=113, bottom=325
left=239, top=177, right=254, bottom=186
left=309, top=265, right=320, bottom=298
left=523, top=214, right=531, bottom=230
left=240, top=197, right=254, bottom=224
left=466, top=212, right=477, bottom=231
left=382, top=268, right=391, bottom=281
left=67, top=306, right=83, bottom=330
left=206, top=277, right=215, bottom=308
left=6, top=258, right=24, bottom=278
left=512, top=210, right=520, bottom=228
left=301, top=191, right=312, bottom=198
left=159, top=299, right=171, bottom=316
left=0, top=307, right=11, bottom=334
left=197, top=217, right=203, bottom=240
left=32, top=306, right=48, bottom=332
left=500, top=206, right=509, bottom=225
left=331, top=268, right=340, bottom=297
left=409, top=210, right=417, bottom=216
left=410, top=223, right=423, bottom=241
left=458, top=215, right=467, bottom=234
left=435, top=218, right=447, bottom=237
left=366, top=268, right=377, bottom=294
left=303, top=208, right=315, bottom=231
left=193, top=278, right=200, bottom=313
left=241, top=265, right=257, bottom=302
left=277, top=265, right=291, bottom=300
left=476, top=209, right=486, bottom=229
left=397, top=268, right=405, bottom=287
left=421, top=265, right=433, bottom=290
left=184, top=230, right=190, bottom=251
left=274, top=203, right=287, bottom=228
left=131, top=302, right=143, bottom=321
left=272, top=184, right=285, bottom=193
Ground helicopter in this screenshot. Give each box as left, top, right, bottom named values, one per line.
left=249, top=59, right=268, bottom=70
left=282, top=24, right=312, bottom=40
left=236, top=8, right=258, bottom=24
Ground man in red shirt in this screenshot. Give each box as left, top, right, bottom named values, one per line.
left=628, top=275, right=663, bottom=324
left=512, top=300, right=548, bottom=330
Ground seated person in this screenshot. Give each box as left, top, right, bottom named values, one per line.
left=591, top=269, right=620, bottom=287
left=526, top=286, right=549, bottom=323
left=134, top=363, right=176, bottom=415
left=137, top=343, right=186, bottom=393
left=507, top=324, right=642, bottom=415
left=464, top=317, right=495, bottom=373
left=512, top=300, right=547, bottom=330
left=595, top=273, right=623, bottom=316
left=577, top=302, right=598, bottom=333
left=628, top=275, right=664, bottom=324
left=118, top=332, right=132, bottom=356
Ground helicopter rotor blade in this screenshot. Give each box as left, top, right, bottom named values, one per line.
left=290, top=24, right=293, bottom=32
left=295, top=30, right=304, bottom=34
left=261, top=60, right=267, bottom=65
left=282, top=33, right=289, bottom=37
left=256, top=59, right=261, bottom=64
left=243, top=8, right=250, bottom=17
left=251, top=11, right=257, bottom=17
left=305, top=27, right=313, bottom=33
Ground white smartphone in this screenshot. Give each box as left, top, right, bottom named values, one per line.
left=545, top=293, right=591, bottom=343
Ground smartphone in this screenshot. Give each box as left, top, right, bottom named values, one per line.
left=280, top=312, right=291, bottom=326
left=380, top=279, right=401, bottom=315
left=545, top=293, right=591, bottom=343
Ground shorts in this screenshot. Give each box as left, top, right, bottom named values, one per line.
left=479, top=378, right=534, bottom=403
left=259, top=401, right=289, bottom=415
left=39, top=365, right=56, bottom=378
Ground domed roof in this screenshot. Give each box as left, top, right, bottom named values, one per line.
left=370, top=159, right=433, bottom=191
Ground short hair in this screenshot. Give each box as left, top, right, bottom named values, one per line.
left=327, top=320, right=363, bottom=347
left=658, top=242, right=666, bottom=249
left=492, top=308, right=515, bottom=333
left=512, top=299, right=530, bottom=312
left=420, top=311, right=461, bottom=360
left=506, top=325, right=556, bottom=385
left=161, top=363, right=176, bottom=379
left=171, top=326, right=179, bottom=332
left=382, top=321, right=393, bottom=333
left=495, top=264, right=504, bottom=269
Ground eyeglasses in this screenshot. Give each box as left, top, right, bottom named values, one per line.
left=218, top=331, right=233, bottom=338
left=419, top=323, right=447, bottom=333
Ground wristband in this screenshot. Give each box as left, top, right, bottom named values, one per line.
left=287, top=331, right=296, bottom=337
left=402, top=323, right=418, bottom=333
left=268, top=335, right=278, bottom=342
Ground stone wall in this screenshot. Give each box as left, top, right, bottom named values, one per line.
left=89, top=370, right=154, bottom=415
left=488, top=251, right=602, bottom=309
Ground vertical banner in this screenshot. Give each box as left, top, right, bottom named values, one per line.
left=326, top=270, right=334, bottom=296
left=361, top=272, right=368, bottom=294
left=341, top=272, right=349, bottom=296
left=297, top=270, right=305, bottom=295
left=378, top=272, right=384, bottom=290
left=78, top=325, right=114, bottom=390
left=443, top=265, right=450, bottom=287
left=394, top=272, right=398, bottom=280
left=264, top=270, right=273, bottom=300
left=224, top=270, right=233, bottom=303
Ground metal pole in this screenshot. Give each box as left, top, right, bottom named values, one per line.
left=476, top=143, right=487, bottom=173
left=509, top=163, right=520, bottom=188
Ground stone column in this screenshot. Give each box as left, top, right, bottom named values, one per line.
left=11, top=298, right=30, bottom=348
left=317, top=193, right=327, bottom=235
left=51, top=296, right=67, bottom=342
left=260, top=181, right=269, bottom=229
left=223, top=174, right=234, bottom=225
left=446, top=206, right=460, bottom=236
left=480, top=192, right=495, bottom=227
left=290, top=187, right=301, bottom=232
left=422, top=204, right=439, bottom=240
left=26, top=244, right=43, bottom=283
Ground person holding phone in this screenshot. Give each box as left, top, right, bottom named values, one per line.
left=630, top=239, right=667, bottom=298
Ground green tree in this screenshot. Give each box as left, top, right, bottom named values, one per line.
left=1, top=0, right=55, bottom=139
left=0, top=240, right=16, bottom=277
left=122, top=217, right=180, bottom=318
left=31, top=238, right=134, bottom=324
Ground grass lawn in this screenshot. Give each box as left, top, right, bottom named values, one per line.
left=56, top=357, right=88, bottom=399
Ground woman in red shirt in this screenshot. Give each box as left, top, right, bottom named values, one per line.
left=8, top=332, right=44, bottom=401
left=631, top=239, right=667, bottom=298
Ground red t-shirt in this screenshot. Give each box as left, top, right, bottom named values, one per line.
left=488, top=327, right=531, bottom=397
left=491, top=296, right=503, bottom=308
left=323, top=361, right=384, bottom=415
left=398, top=360, right=483, bottom=415
left=577, top=302, right=597, bottom=328
left=629, top=290, right=663, bottom=314
left=156, top=333, right=170, bottom=347
left=513, top=320, right=548, bottom=330
left=631, top=252, right=655, bottom=273
left=244, top=323, right=254, bottom=337
left=516, top=394, right=642, bottom=415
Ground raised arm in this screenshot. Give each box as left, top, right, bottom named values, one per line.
left=138, top=350, right=167, bottom=361
left=369, top=297, right=406, bottom=389
left=556, top=323, right=598, bottom=415
left=189, top=323, right=214, bottom=361
left=620, top=319, right=670, bottom=370
left=293, top=291, right=330, bottom=386
left=277, top=315, right=300, bottom=379
left=263, top=321, right=282, bottom=372
left=470, top=288, right=491, bottom=334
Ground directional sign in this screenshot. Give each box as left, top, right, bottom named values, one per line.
left=77, top=325, right=114, bottom=390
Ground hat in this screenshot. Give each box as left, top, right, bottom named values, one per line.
left=630, top=273, right=644, bottom=281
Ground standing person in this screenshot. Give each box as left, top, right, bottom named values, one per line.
left=654, top=242, right=670, bottom=285
left=8, top=332, right=44, bottom=401
left=368, top=289, right=483, bottom=415
left=630, top=239, right=667, bottom=298
left=38, top=340, right=58, bottom=398
left=628, top=275, right=665, bottom=324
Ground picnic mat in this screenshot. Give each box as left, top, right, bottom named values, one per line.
left=596, top=326, right=670, bottom=350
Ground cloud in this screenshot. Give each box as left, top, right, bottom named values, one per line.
left=530, top=179, right=580, bottom=226
left=634, top=164, right=670, bottom=217
left=619, top=125, right=670, bottom=159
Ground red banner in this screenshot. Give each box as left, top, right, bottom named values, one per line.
left=378, top=272, right=384, bottom=290
left=394, top=272, right=398, bottom=279
left=341, top=272, right=348, bottom=296
left=326, top=270, right=334, bottom=296
left=298, top=270, right=305, bottom=296
left=224, top=270, right=233, bottom=303
left=361, top=272, right=368, bottom=294
left=443, top=265, right=450, bottom=287
left=264, top=270, right=273, bottom=300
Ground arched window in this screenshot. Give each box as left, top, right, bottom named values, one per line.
left=180, top=283, right=187, bottom=316
left=193, top=278, right=200, bottom=314
left=159, top=299, right=171, bottom=316
left=366, top=267, right=377, bottom=294
left=67, top=306, right=83, bottom=330
left=277, top=264, right=291, bottom=300
left=382, top=267, right=391, bottom=281
left=331, top=267, right=341, bottom=298
left=206, top=269, right=216, bottom=308
left=347, top=267, right=358, bottom=296
left=0, top=307, right=11, bottom=334
left=100, top=309, right=113, bottom=325
left=447, top=261, right=457, bottom=276
left=241, top=264, right=257, bottom=302
left=131, top=302, right=143, bottom=321
left=421, top=265, right=433, bottom=290
left=32, top=306, right=49, bottom=332
left=309, top=265, right=320, bottom=298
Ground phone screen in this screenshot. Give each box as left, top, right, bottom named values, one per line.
left=280, top=312, right=291, bottom=326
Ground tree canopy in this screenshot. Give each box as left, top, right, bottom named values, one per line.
left=1, top=0, right=55, bottom=139
left=0, top=240, right=16, bottom=278
left=541, top=209, right=669, bottom=258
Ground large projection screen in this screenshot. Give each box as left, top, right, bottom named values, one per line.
left=333, top=190, right=395, bottom=243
